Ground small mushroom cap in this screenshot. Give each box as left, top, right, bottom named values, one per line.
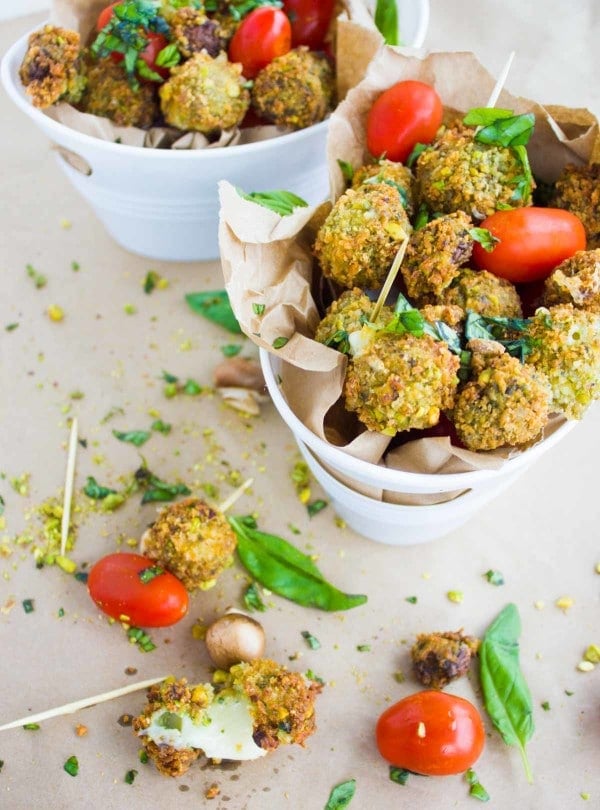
left=205, top=612, right=266, bottom=669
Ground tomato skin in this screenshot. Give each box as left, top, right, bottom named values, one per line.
left=282, top=0, right=336, bottom=49
left=88, top=553, right=189, bottom=628
left=96, top=2, right=119, bottom=31
left=472, top=207, right=587, bottom=283
left=95, top=3, right=170, bottom=79
left=366, top=81, right=443, bottom=163
left=229, top=7, right=292, bottom=78
left=376, top=691, right=485, bottom=776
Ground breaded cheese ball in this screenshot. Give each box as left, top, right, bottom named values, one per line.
left=352, top=160, right=415, bottom=216
left=440, top=268, right=523, bottom=318
left=415, top=122, right=533, bottom=220
left=314, top=184, right=412, bottom=289
left=78, top=57, right=158, bottom=128
left=551, top=164, right=600, bottom=248
left=420, top=303, right=465, bottom=331
left=170, top=7, right=223, bottom=58
left=160, top=51, right=249, bottom=132
left=141, top=498, right=237, bottom=591
left=452, top=342, right=551, bottom=450
left=343, top=332, right=460, bottom=434
left=314, top=288, right=393, bottom=349
left=401, top=212, right=474, bottom=302
left=525, top=305, right=600, bottom=419
left=543, top=249, right=600, bottom=313
left=251, top=47, right=333, bottom=130
left=19, top=25, right=83, bottom=108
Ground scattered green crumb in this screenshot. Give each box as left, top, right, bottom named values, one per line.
left=484, top=569, right=504, bottom=585
left=124, top=769, right=138, bottom=784
left=581, top=793, right=590, bottom=801
left=287, top=523, right=301, bottom=535
left=5, top=323, right=19, bottom=331
left=243, top=582, right=267, bottom=612
left=307, top=499, right=328, bottom=518
left=555, top=596, right=575, bottom=611
left=356, top=644, right=371, bottom=652
left=541, top=701, right=550, bottom=711
left=60, top=218, right=71, bottom=229
left=22, top=599, right=34, bottom=614
left=389, top=766, right=410, bottom=786
left=71, top=261, right=80, bottom=271
left=405, top=596, right=418, bottom=604
left=447, top=590, right=464, bottom=604
left=26, top=264, right=47, bottom=289
left=301, top=631, right=321, bottom=650
left=10, top=473, right=30, bottom=496
left=124, top=304, right=137, bottom=315
left=47, top=305, right=64, bottom=322
left=334, top=517, right=346, bottom=529
left=565, top=690, right=574, bottom=696
left=58, top=607, right=65, bottom=618
left=69, top=391, right=84, bottom=400
left=583, top=645, right=600, bottom=663
left=393, top=671, right=405, bottom=683
left=63, top=756, right=79, bottom=776
left=221, top=344, right=242, bottom=357
left=127, top=626, right=156, bottom=653
left=138, top=749, right=149, bottom=764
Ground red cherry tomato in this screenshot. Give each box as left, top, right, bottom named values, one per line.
left=88, top=553, right=189, bottom=628
left=366, top=81, right=443, bottom=163
left=472, top=207, right=587, bottom=283
left=282, top=0, right=336, bottom=49
left=376, top=691, right=485, bottom=776
left=229, top=7, right=292, bottom=79
left=95, top=3, right=169, bottom=79
left=96, top=2, right=119, bottom=31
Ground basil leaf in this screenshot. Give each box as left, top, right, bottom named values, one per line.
left=464, top=311, right=495, bottom=341
left=413, top=202, right=429, bottom=230
left=469, top=227, right=499, bottom=252
left=479, top=604, right=535, bottom=783
left=511, top=144, right=534, bottom=202
left=227, top=0, right=282, bottom=21
left=141, top=479, right=191, bottom=504
left=238, top=189, right=308, bottom=216
left=155, top=42, right=181, bottom=68
left=463, top=107, right=515, bottom=127
left=337, top=159, right=354, bottom=183
left=244, top=582, right=267, bottom=612
left=324, top=330, right=351, bottom=355
left=307, top=499, right=328, bottom=518
left=221, top=344, right=242, bottom=357
left=475, top=113, right=535, bottom=148
left=112, top=429, right=151, bottom=447
left=433, top=321, right=462, bottom=354
left=229, top=516, right=368, bottom=612
left=186, top=290, right=242, bottom=334
left=138, top=565, right=164, bottom=584
left=144, top=270, right=159, bottom=293
left=375, top=0, right=399, bottom=45
left=389, top=766, right=410, bottom=785
left=301, top=630, right=321, bottom=650
left=272, top=336, right=289, bottom=349
left=325, top=779, right=356, bottom=810
left=406, top=142, right=428, bottom=168
left=151, top=419, right=172, bottom=435
left=135, top=58, right=163, bottom=83
left=83, top=476, right=117, bottom=500
left=394, top=293, right=413, bottom=315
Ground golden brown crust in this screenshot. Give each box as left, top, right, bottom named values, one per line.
left=543, top=249, right=600, bottom=312
left=19, top=25, right=82, bottom=108
left=411, top=631, right=479, bottom=689
left=551, top=164, right=600, bottom=248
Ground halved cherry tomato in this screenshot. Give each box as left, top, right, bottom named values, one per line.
left=229, top=7, right=292, bottom=79
left=472, top=207, right=587, bottom=283
left=366, top=81, right=443, bottom=163
left=96, top=1, right=119, bottom=31
left=282, top=0, right=336, bottom=49
left=88, top=553, right=188, bottom=628
left=95, top=2, right=170, bottom=79
left=376, top=691, right=485, bottom=776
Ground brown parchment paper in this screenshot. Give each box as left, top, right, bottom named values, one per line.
left=218, top=47, right=600, bottom=504
left=43, top=0, right=381, bottom=149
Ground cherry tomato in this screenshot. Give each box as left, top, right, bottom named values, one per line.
left=229, top=7, right=292, bottom=79
left=95, top=2, right=170, bottom=79
left=472, top=207, right=587, bottom=283
left=282, top=0, right=336, bottom=49
left=376, top=691, right=485, bottom=776
left=366, top=81, right=443, bottom=163
left=88, top=553, right=189, bottom=628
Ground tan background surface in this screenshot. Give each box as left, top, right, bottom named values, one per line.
left=1, top=3, right=599, bottom=808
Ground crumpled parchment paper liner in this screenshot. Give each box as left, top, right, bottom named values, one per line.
left=218, top=48, right=599, bottom=505
left=45, top=0, right=379, bottom=149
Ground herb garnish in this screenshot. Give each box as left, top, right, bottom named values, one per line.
left=151, top=419, right=172, bottom=435
left=63, top=755, right=79, bottom=777
left=464, top=312, right=536, bottom=362
left=406, top=142, right=428, bottom=168
left=22, top=599, right=34, bottom=614
left=465, top=769, right=490, bottom=802
left=252, top=303, right=266, bottom=316
left=0, top=494, right=4, bottom=516
left=405, top=596, right=418, bottom=604
left=301, top=630, right=321, bottom=650
left=479, top=603, right=535, bottom=783
left=23, top=723, right=40, bottom=730
left=484, top=569, right=505, bottom=586
left=186, top=290, right=242, bottom=334
left=307, top=499, right=328, bottom=518
left=272, top=336, right=289, bottom=349
left=413, top=202, right=430, bottom=230
left=337, top=159, right=355, bottom=183
left=155, top=42, right=181, bottom=68
left=112, top=429, right=151, bottom=447
left=138, top=566, right=164, bottom=584
left=124, top=769, right=138, bottom=784
left=83, top=476, right=117, bottom=500
left=5, top=323, right=19, bottom=331
left=325, top=779, right=357, bottom=810
left=221, top=344, right=242, bottom=357
left=229, top=516, right=368, bottom=611
left=135, top=467, right=191, bottom=504
left=389, top=766, right=410, bottom=785
left=26, top=263, right=47, bottom=288
left=238, top=189, right=308, bottom=217
left=469, top=227, right=500, bottom=252
left=244, top=582, right=267, bottom=612
left=143, top=270, right=159, bottom=293
left=374, top=0, right=400, bottom=45
left=127, top=626, right=157, bottom=652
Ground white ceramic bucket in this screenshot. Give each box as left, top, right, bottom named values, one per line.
left=260, top=349, right=577, bottom=544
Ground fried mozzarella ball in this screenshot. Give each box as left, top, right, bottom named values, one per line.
left=159, top=52, right=250, bottom=133
left=551, top=163, right=600, bottom=248
left=19, top=25, right=83, bottom=108
left=314, top=184, right=412, bottom=289
left=251, top=47, right=334, bottom=130
left=133, top=661, right=322, bottom=776
left=542, top=249, right=600, bottom=313
left=351, top=160, right=415, bottom=217
left=440, top=268, right=523, bottom=318
left=343, top=332, right=460, bottom=434
left=411, top=631, right=480, bottom=690
left=401, top=212, right=474, bottom=302
left=525, top=305, right=600, bottom=419
left=452, top=342, right=551, bottom=450
left=141, top=498, right=237, bottom=591
left=77, top=57, right=158, bottom=128
left=415, top=122, right=533, bottom=220
left=170, top=7, right=223, bottom=58
left=313, top=288, right=393, bottom=350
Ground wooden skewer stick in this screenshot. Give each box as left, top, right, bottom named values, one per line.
left=371, top=236, right=410, bottom=325
left=485, top=50, right=515, bottom=110
left=218, top=478, right=254, bottom=514
left=60, top=417, right=78, bottom=558
left=0, top=676, right=167, bottom=732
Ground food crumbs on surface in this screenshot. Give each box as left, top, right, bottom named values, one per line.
left=334, top=517, right=346, bottom=529
left=301, top=631, right=321, bottom=651
left=47, top=305, right=65, bottom=322
left=22, top=598, right=34, bottom=613
left=581, top=793, right=591, bottom=801
left=389, top=766, right=410, bottom=785
left=5, top=322, right=19, bottom=331
left=393, top=671, right=405, bottom=684
left=26, top=263, right=47, bottom=288
left=534, top=600, right=545, bottom=610
left=325, top=778, right=356, bottom=809
left=60, top=218, right=72, bottom=229
left=123, top=304, right=137, bottom=315
left=541, top=701, right=551, bottom=711
left=75, top=724, right=88, bottom=737
left=447, top=590, right=464, bottom=604
left=583, top=645, right=600, bottom=663
left=10, top=473, right=30, bottom=496
left=125, top=667, right=138, bottom=676
left=205, top=784, right=220, bottom=800
left=576, top=661, right=595, bottom=673
left=23, top=723, right=40, bottom=730
left=124, top=769, right=138, bottom=785
left=484, top=569, right=504, bottom=585
left=71, top=261, right=80, bottom=271
left=405, top=596, right=418, bottom=604
left=63, top=756, right=79, bottom=776
left=555, top=596, right=575, bottom=611
left=416, top=721, right=426, bottom=738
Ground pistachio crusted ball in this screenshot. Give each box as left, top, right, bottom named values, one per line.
left=543, top=249, right=600, bottom=313
left=159, top=51, right=249, bottom=133
left=170, top=7, right=223, bottom=58
left=19, top=25, right=83, bottom=108
left=314, top=288, right=393, bottom=349
left=352, top=160, right=415, bottom=217
left=343, top=332, right=460, bottom=434
left=401, top=212, right=474, bottom=302
left=415, top=121, right=532, bottom=220
left=551, top=163, right=600, bottom=248
left=411, top=631, right=480, bottom=690
left=452, top=343, right=551, bottom=450
left=440, top=267, right=523, bottom=318
left=251, top=47, right=334, bottom=130
left=314, top=184, right=412, bottom=290
left=142, top=498, right=237, bottom=590
left=525, top=304, right=600, bottom=419
left=78, top=57, right=158, bottom=128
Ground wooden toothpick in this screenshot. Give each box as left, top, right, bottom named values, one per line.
left=371, top=236, right=410, bottom=324
left=60, top=417, right=78, bottom=558
left=482, top=51, right=516, bottom=115
left=218, top=478, right=254, bottom=514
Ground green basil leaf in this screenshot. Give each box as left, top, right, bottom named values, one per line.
left=413, top=202, right=430, bottom=230
left=406, top=142, right=428, bottom=168
left=112, top=429, right=151, bottom=447
left=464, top=311, right=495, bottom=341
left=463, top=107, right=515, bottom=127
left=63, top=756, right=79, bottom=777
left=135, top=58, right=163, bottom=83
left=272, top=336, right=289, bottom=349
left=238, top=189, right=308, bottom=216
left=307, top=499, right=328, bottom=518
left=389, top=766, right=410, bottom=785
left=186, top=290, right=242, bottom=334
left=83, top=476, right=117, bottom=500
left=138, top=565, right=164, bottom=584
left=374, top=0, right=399, bottom=45
left=244, top=582, right=268, bottom=612
left=325, top=779, right=357, bottom=810
left=337, top=159, right=355, bottom=183
left=479, top=603, right=535, bottom=783
left=161, top=370, right=179, bottom=384
left=221, top=344, right=242, bottom=357
left=140, top=479, right=191, bottom=504
left=394, top=293, right=413, bottom=315
left=151, top=419, right=172, bottom=435
left=252, top=303, right=266, bottom=316
left=0, top=494, right=4, bottom=516
left=155, top=42, right=181, bottom=68
left=301, top=630, right=321, bottom=650
left=475, top=113, right=535, bottom=148
left=227, top=0, right=283, bottom=21
left=469, top=227, right=500, bottom=252
left=144, top=270, right=159, bottom=294
left=229, top=516, right=368, bottom=612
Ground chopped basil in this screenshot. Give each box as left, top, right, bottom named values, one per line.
left=301, top=630, right=321, bottom=650
left=463, top=107, right=516, bottom=127
left=63, top=756, right=79, bottom=776
left=100, top=406, right=125, bottom=424
left=337, top=159, right=355, bottom=183
left=135, top=58, right=163, bottom=83
left=83, top=476, right=117, bottom=500
left=484, top=569, right=505, bottom=586
left=374, top=0, right=400, bottom=45
left=71, top=261, right=80, bottom=271
left=252, top=303, right=266, bottom=316
left=136, top=468, right=191, bottom=505
left=407, top=142, right=428, bottom=168
left=238, top=189, right=308, bottom=217
left=127, top=626, right=157, bottom=652
left=26, top=263, right=47, bottom=289
left=325, top=779, right=356, bottom=810
left=74, top=571, right=88, bottom=584
left=405, top=596, right=418, bottom=604
left=389, top=766, right=410, bottom=785
left=138, top=566, right=164, bottom=584
left=272, top=336, right=289, bottom=350
left=413, top=203, right=430, bottom=230
left=465, top=769, right=490, bottom=801
left=161, top=370, right=179, bottom=384
left=112, top=429, right=151, bottom=447
left=183, top=378, right=202, bottom=395
left=324, top=329, right=351, bottom=355
left=464, top=312, right=535, bottom=362
left=143, top=270, right=159, bottom=294
left=221, top=344, right=243, bottom=357
left=305, top=669, right=325, bottom=685
left=157, top=711, right=183, bottom=731
left=307, top=499, right=328, bottom=518
left=124, top=769, right=138, bottom=785
left=356, top=644, right=371, bottom=652
left=150, top=419, right=171, bottom=435
left=244, top=582, right=268, bottom=612
left=23, top=723, right=40, bottom=730
left=58, top=607, right=65, bottom=617
left=155, top=42, right=181, bottom=68
left=139, top=749, right=149, bottom=763
left=541, top=701, right=551, bottom=711
left=469, top=227, right=500, bottom=253
left=5, top=323, right=19, bottom=332
left=185, top=290, right=242, bottom=334
left=22, top=599, right=34, bottom=614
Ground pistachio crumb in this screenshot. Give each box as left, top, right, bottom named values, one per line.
left=555, top=596, right=575, bottom=611
left=447, top=590, right=463, bottom=604
left=583, top=645, right=600, bottom=664
left=577, top=661, right=595, bottom=673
